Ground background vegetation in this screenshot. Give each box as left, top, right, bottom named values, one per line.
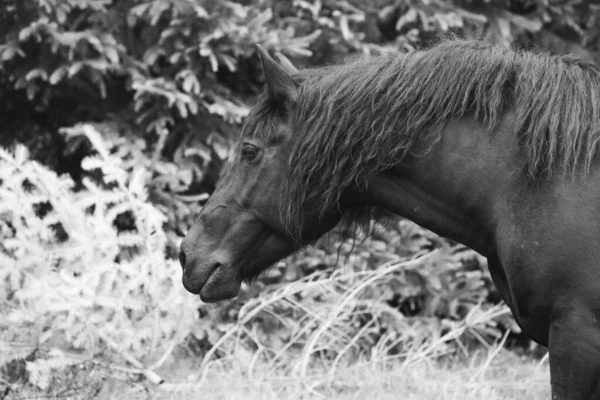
left=1, top=0, right=598, bottom=398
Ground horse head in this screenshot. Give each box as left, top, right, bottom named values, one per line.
left=179, top=46, right=341, bottom=302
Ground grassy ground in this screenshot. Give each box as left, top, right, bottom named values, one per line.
left=94, top=348, right=550, bottom=400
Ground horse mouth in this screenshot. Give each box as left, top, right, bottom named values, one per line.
left=191, top=263, right=242, bottom=303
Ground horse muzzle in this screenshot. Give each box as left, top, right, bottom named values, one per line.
left=179, top=244, right=242, bottom=302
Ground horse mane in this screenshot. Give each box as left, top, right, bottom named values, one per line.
left=244, top=40, right=600, bottom=239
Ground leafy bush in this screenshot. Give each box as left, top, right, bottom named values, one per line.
left=0, top=125, right=204, bottom=392
left=0, top=0, right=319, bottom=176
left=2, top=1, right=598, bottom=164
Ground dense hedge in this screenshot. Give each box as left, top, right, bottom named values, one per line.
left=1, top=0, right=599, bottom=395
left=2, top=0, right=599, bottom=171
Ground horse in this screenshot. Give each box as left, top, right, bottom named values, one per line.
left=179, top=40, right=600, bottom=399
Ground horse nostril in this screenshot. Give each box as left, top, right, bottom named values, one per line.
left=179, top=249, right=187, bottom=270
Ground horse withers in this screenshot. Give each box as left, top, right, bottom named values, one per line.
left=179, top=40, right=600, bottom=399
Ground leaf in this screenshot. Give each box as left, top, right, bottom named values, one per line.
left=144, top=47, right=164, bottom=66
left=129, top=167, right=149, bottom=196
left=18, top=24, right=37, bottom=41
left=86, top=35, right=104, bottom=53
left=169, top=51, right=183, bottom=64
left=194, top=5, right=209, bottom=19
left=187, top=100, right=198, bottom=115
left=149, top=1, right=170, bottom=25
left=503, top=11, right=542, bottom=32
left=397, top=8, right=418, bottom=31
left=14, top=145, right=30, bottom=165
left=68, top=62, right=84, bottom=78
left=181, top=72, right=200, bottom=94
left=207, top=50, right=219, bottom=72
left=56, top=7, right=67, bottom=24
left=219, top=54, right=237, bottom=72
left=49, top=66, right=68, bottom=85
left=25, top=68, right=48, bottom=81
left=130, top=3, right=152, bottom=18
left=26, top=84, right=38, bottom=100
left=176, top=100, right=188, bottom=118
left=0, top=45, right=24, bottom=61
left=104, top=46, right=120, bottom=64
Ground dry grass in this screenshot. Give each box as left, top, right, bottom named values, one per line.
left=95, top=250, right=551, bottom=400
left=95, top=347, right=550, bottom=400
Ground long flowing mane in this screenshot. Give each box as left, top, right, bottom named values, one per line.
left=244, top=40, right=600, bottom=237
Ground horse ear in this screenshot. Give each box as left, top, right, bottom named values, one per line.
left=274, top=52, right=298, bottom=75
left=256, top=44, right=298, bottom=105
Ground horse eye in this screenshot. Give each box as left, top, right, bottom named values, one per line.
left=241, top=145, right=260, bottom=163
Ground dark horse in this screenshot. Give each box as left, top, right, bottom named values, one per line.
left=180, top=40, right=600, bottom=399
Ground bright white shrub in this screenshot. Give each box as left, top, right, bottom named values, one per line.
left=0, top=125, right=201, bottom=389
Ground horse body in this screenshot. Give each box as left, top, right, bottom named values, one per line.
left=180, top=41, right=600, bottom=398
left=372, top=111, right=600, bottom=396
left=492, top=164, right=600, bottom=398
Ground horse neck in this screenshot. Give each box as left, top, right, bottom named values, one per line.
left=356, top=115, right=514, bottom=257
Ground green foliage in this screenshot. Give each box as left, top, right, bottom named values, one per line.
left=0, top=0, right=317, bottom=134
left=1, top=0, right=598, bottom=192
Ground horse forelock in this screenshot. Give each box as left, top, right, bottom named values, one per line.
left=244, top=39, right=600, bottom=239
